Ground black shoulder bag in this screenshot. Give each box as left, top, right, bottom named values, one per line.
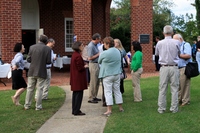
left=183, top=43, right=199, bottom=78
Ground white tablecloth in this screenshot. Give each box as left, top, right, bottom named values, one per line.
left=0, top=64, right=11, bottom=78
left=53, top=57, right=71, bottom=69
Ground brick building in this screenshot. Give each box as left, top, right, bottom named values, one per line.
left=0, top=0, right=154, bottom=72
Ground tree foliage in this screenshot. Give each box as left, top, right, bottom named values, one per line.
left=172, top=13, right=198, bottom=43
left=153, top=0, right=174, bottom=40
left=110, top=0, right=199, bottom=48
left=195, top=0, right=200, bottom=34
left=110, top=0, right=131, bottom=52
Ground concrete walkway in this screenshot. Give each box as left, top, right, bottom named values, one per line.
left=36, top=85, right=107, bottom=133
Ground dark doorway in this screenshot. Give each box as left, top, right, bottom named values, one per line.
left=22, top=30, right=36, bottom=54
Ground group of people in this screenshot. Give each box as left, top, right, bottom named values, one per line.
left=11, top=35, right=56, bottom=111
left=12, top=25, right=193, bottom=115
left=70, top=33, right=143, bottom=116
left=155, top=25, right=192, bottom=114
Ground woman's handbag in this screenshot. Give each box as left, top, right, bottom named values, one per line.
left=185, top=61, right=199, bottom=78
left=120, top=68, right=127, bottom=80
left=119, top=50, right=127, bottom=80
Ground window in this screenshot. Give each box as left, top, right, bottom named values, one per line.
left=65, top=18, right=74, bottom=52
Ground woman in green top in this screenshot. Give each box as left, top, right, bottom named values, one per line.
left=131, top=41, right=143, bottom=102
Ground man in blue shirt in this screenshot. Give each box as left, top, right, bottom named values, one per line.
left=173, top=34, right=192, bottom=107
left=87, top=33, right=101, bottom=103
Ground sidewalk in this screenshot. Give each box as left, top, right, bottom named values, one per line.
left=36, top=71, right=159, bottom=133
left=36, top=85, right=107, bottom=133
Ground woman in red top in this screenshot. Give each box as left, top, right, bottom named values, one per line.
left=70, top=41, right=88, bottom=116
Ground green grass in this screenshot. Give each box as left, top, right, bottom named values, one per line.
left=0, top=86, right=65, bottom=133
left=1, top=76, right=200, bottom=133
left=104, top=76, right=200, bottom=133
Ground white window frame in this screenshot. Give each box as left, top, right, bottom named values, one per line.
left=65, top=18, right=74, bottom=52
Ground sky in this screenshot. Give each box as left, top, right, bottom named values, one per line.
left=111, top=0, right=196, bottom=18
left=171, top=0, right=196, bottom=17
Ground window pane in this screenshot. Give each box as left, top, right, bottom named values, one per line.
left=65, top=18, right=74, bottom=49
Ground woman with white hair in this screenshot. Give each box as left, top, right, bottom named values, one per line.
left=99, top=37, right=124, bottom=116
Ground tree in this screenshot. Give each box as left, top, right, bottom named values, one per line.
left=110, top=0, right=198, bottom=48
left=153, top=0, right=174, bottom=40
left=110, top=0, right=174, bottom=51
left=173, top=13, right=198, bottom=43
left=195, top=0, right=200, bottom=34
left=110, top=0, right=131, bottom=52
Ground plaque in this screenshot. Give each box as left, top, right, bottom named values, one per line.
left=139, top=34, right=150, bottom=44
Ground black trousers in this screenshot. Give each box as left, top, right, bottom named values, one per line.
left=72, top=90, right=83, bottom=115
left=101, top=79, right=106, bottom=105
left=155, top=56, right=160, bottom=71
left=120, top=79, right=124, bottom=94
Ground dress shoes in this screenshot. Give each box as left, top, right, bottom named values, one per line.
left=171, top=110, right=179, bottom=113
left=93, top=97, right=101, bottom=101
left=158, top=110, right=165, bottom=114
left=42, top=98, right=48, bottom=100
left=24, top=107, right=30, bottom=110
left=35, top=108, right=43, bottom=111
left=88, top=100, right=98, bottom=103
left=180, top=102, right=190, bottom=107
left=74, top=112, right=86, bottom=116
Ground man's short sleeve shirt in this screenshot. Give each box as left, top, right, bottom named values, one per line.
left=87, top=41, right=99, bottom=63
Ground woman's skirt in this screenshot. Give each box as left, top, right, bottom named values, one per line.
left=12, top=69, right=27, bottom=90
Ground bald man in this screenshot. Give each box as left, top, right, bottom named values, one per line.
left=173, top=34, right=192, bottom=107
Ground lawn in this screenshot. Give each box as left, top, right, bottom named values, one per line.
left=1, top=76, right=200, bottom=133
left=0, top=86, right=65, bottom=133
left=104, top=76, right=200, bottom=133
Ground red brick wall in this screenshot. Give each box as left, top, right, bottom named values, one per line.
left=131, top=0, right=154, bottom=72
left=39, top=0, right=73, bottom=57
left=39, top=0, right=112, bottom=57
left=105, top=0, right=112, bottom=37
left=73, top=0, right=92, bottom=45
left=0, top=0, right=21, bottom=63
left=92, top=0, right=107, bottom=38
left=0, top=0, right=154, bottom=73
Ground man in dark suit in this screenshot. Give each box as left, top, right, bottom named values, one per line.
left=24, top=34, right=51, bottom=110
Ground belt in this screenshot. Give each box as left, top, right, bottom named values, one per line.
left=46, top=67, right=51, bottom=69
left=178, top=66, right=185, bottom=69
left=161, top=64, right=177, bottom=67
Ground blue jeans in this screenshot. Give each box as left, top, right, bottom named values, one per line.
left=196, top=52, right=200, bottom=72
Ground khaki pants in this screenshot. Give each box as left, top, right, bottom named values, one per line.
left=88, top=63, right=100, bottom=100
left=42, top=69, right=51, bottom=99
left=24, top=76, right=45, bottom=110
left=158, top=66, right=179, bottom=112
left=131, top=68, right=143, bottom=102
left=34, top=69, right=51, bottom=100
left=179, top=67, right=190, bottom=105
